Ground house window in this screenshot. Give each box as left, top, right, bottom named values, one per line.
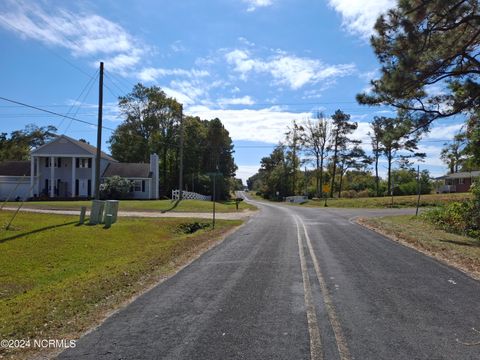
left=77, top=158, right=92, bottom=168
left=458, top=178, right=464, bottom=184
left=45, top=158, right=62, bottom=168
left=133, top=180, right=142, bottom=192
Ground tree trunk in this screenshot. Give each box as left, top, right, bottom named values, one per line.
left=387, top=151, right=392, bottom=196
left=319, top=155, right=324, bottom=199
left=375, top=153, right=379, bottom=197
left=330, top=141, right=338, bottom=198
left=338, top=169, right=344, bottom=198
left=315, top=156, right=320, bottom=198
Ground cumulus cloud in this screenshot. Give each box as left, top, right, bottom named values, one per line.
left=0, top=0, right=148, bottom=73
left=242, top=0, right=274, bottom=12
left=327, top=0, right=395, bottom=39
left=225, top=49, right=355, bottom=90
left=186, top=105, right=313, bottom=143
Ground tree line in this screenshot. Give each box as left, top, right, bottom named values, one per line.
left=247, top=110, right=431, bottom=200
left=109, top=83, right=238, bottom=199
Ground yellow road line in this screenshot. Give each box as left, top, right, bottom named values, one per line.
left=299, top=216, right=352, bottom=360
left=293, top=215, right=323, bottom=360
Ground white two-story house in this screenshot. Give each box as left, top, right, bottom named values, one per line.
left=0, top=135, right=159, bottom=200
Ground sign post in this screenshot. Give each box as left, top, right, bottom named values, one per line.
left=322, top=184, right=330, bottom=207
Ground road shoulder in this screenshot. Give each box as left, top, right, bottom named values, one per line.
left=356, top=215, right=480, bottom=281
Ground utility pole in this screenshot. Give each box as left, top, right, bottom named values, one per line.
left=212, top=173, right=216, bottom=229
left=95, top=61, right=104, bottom=200
left=416, top=165, right=421, bottom=216
left=178, top=104, right=184, bottom=200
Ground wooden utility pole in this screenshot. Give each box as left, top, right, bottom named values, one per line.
left=178, top=104, right=184, bottom=200
left=416, top=165, right=421, bottom=216
left=95, top=62, right=104, bottom=200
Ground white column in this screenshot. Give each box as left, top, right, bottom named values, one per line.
left=71, top=157, right=76, bottom=197
left=50, top=156, right=55, bottom=198
left=30, top=156, right=34, bottom=197
left=36, top=157, right=40, bottom=196
left=91, top=157, right=96, bottom=198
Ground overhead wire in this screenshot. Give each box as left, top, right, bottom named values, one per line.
left=63, top=71, right=100, bottom=134
left=57, top=69, right=99, bottom=131
left=0, top=96, right=115, bottom=131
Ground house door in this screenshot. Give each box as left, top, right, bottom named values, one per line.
left=79, top=179, right=88, bottom=197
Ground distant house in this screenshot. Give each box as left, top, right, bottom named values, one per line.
left=0, top=135, right=159, bottom=200
left=436, top=171, right=480, bottom=193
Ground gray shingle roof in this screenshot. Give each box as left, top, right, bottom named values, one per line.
left=65, top=136, right=117, bottom=162
left=437, top=171, right=480, bottom=179
left=102, top=163, right=152, bottom=178
left=0, top=161, right=31, bottom=176
left=32, top=135, right=117, bottom=162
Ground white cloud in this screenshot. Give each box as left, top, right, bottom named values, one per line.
left=138, top=67, right=210, bottom=82
left=170, top=40, right=186, bottom=53
left=242, top=0, right=274, bottom=12
left=236, top=165, right=263, bottom=183
left=0, top=1, right=148, bottom=73
left=186, top=106, right=313, bottom=143
left=327, top=0, right=395, bottom=39
left=218, top=96, right=255, bottom=106
left=225, top=49, right=355, bottom=90
left=424, top=123, right=464, bottom=140
left=162, top=87, right=195, bottom=105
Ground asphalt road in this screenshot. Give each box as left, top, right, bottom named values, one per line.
left=58, top=194, right=480, bottom=359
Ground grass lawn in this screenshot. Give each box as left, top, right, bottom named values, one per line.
left=3, top=198, right=256, bottom=213
left=358, top=215, right=480, bottom=280
left=250, top=192, right=472, bottom=208
left=0, top=211, right=241, bottom=358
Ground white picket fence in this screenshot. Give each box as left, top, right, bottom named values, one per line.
left=171, top=189, right=211, bottom=201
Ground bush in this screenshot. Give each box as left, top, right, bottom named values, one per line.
left=357, top=189, right=371, bottom=198
left=341, top=190, right=357, bottom=198
left=100, top=176, right=132, bottom=200
left=422, top=181, right=480, bottom=240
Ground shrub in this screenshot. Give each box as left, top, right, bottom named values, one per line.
left=341, top=190, right=357, bottom=198
left=357, top=189, right=370, bottom=198
left=422, top=181, right=480, bottom=240
left=100, top=176, right=132, bottom=200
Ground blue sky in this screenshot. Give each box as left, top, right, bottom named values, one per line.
left=0, top=0, right=464, bottom=183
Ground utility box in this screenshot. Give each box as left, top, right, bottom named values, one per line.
left=104, top=200, right=119, bottom=224
left=90, top=200, right=105, bottom=225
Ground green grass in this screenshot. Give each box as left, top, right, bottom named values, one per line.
left=0, top=211, right=241, bottom=355
left=251, top=192, right=472, bottom=208
left=3, top=198, right=256, bottom=213
left=360, top=215, right=480, bottom=280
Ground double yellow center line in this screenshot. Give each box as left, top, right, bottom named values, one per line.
left=294, top=215, right=351, bottom=360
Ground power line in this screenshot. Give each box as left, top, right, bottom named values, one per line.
left=63, top=71, right=100, bottom=134
left=58, top=70, right=99, bottom=131
left=0, top=96, right=115, bottom=131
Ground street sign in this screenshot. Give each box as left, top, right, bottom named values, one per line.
left=322, top=184, right=330, bottom=193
